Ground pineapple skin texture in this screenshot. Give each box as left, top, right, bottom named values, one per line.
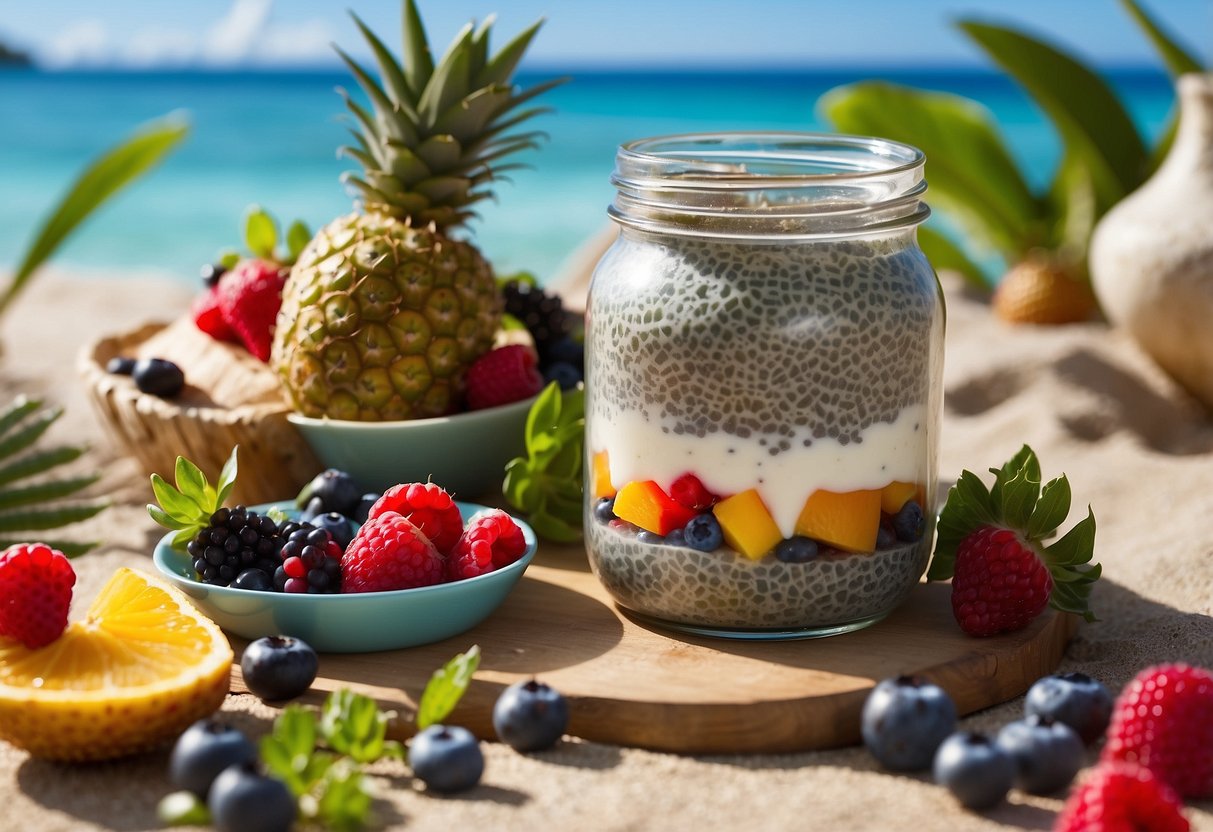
left=271, top=212, right=502, bottom=421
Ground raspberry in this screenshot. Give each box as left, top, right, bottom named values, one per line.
left=669, top=473, right=717, bottom=511
left=191, top=286, right=237, bottom=342
left=218, top=259, right=287, bottom=362
left=464, top=345, right=543, bottom=411
left=951, top=526, right=1052, bottom=637
left=448, top=510, right=527, bottom=581
left=1101, top=664, right=1213, bottom=799
left=369, top=483, right=463, bottom=555
left=0, top=543, right=75, bottom=649
left=1055, top=762, right=1189, bottom=832
left=341, top=512, right=444, bottom=593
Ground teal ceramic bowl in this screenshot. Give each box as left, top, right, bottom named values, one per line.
left=287, top=395, right=535, bottom=499
left=152, top=501, right=536, bottom=653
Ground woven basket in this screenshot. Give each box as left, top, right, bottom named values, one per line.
left=78, top=317, right=321, bottom=506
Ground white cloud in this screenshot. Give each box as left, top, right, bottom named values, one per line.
left=37, top=0, right=336, bottom=69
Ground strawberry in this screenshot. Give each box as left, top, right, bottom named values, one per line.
left=190, top=285, right=237, bottom=342
left=341, top=512, right=444, bottom=593
left=368, top=482, right=463, bottom=555
left=1055, top=762, right=1189, bottom=832
left=1101, top=664, right=1213, bottom=799
left=464, top=345, right=543, bottom=411
left=927, top=445, right=1100, bottom=637
left=993, top=259, right=1096, bottom=326
left=218, top=259, right=287, bottom=361
left=0, top=543, right=76, bottom=649
left=447, top=509, right=528, bottom=581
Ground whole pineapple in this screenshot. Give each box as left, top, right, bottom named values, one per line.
left=272, top=1, right=560, bottom=420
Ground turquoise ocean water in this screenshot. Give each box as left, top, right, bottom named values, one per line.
left=0, top=68, right=1177, bottom=284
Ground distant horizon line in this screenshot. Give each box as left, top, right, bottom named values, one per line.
left=1, top=60, right=1176, bottom=76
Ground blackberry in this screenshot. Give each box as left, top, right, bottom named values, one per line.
left=502, top=280, right=569, bottom=358
left=278, top=521, right=342, bottom=594
left=189, top=506, right=283, bottom=588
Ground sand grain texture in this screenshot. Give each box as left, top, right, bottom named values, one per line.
left=1, top=271, right=1211, bottom=831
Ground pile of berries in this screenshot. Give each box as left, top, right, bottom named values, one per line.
left=501, top=279, right=585, bottom=392
left=184, top=470, right=529, bottom=596
left=861, top=664, right=1213, bottom=829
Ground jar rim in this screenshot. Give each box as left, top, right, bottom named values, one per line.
left=609, top=131, right=929, bottom=240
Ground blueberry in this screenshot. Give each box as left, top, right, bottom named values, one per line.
left=201, top=263, right=227, bottom=288
left=240, top=636, right=318, bottom=701
left=299, top=496, right=326, bottom=523
left=683, top=514, right=723, bottom=552
left=492, top=679, right=569, bottom=752
left=232, top=568, right=273, bottom=592
left=169, top=719, right=257, bottom=798
left=876, top=523, right=897, bottom=549
left=932, top=732, right=1016, bottom=810
left=208, top=762, right=296, bottom=832
left=1024, top=672, right=1113, bottom=744
left=352, top=493, right=380, bottom=524
left=774, top=536, right=819, bottom=563
left=893, top=500, right=925, bottom=542
left=636, top=530, right=664, bottom=545
left=543, top=336, right=584, bottom=368
left=311, top=513, right=353, bottom=550
left=106, top=356, right=136, bottom=375
left=593, top=497, right=616, bottom=524
left=542, top=361, right=582, bottom=391
left=297, top=469, right=361, bottom=515
left=665, top=528, right=685, bottom=546
left=408, top=725, right=484, bottom=792
left=133, top=357, right=185, bottom=398
left=996, top=715, right=1084, bottom=795
left=861, top=675, right=957, bottom=771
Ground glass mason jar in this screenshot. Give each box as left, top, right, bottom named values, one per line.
left=583, top=132, right=944, bottom=639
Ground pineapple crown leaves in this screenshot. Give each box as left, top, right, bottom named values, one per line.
left=217, top=206, right=312, bottom=269
left=334, top=0, right=566, bottom=228
left=147, top=446, right=238, bottom=548
left=0, top=395, right=107, bottom=558
left=927, top=444, right=1100, bottom=621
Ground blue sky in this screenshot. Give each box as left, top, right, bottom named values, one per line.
left=0, top=0, right=1209, bottom=69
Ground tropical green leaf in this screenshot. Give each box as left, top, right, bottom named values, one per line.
left=1119, top=0, right=1204, bottom=78
left=286, top=220, right=312, bottom=262
left=151, top=474, right=203, bottom=521
left=1027, top=476, right=1072, bottom=540
left=525, top=383, right=562, bottom=455
left=1044, top=151, right=1099, bottom=263
left=0, top=475, right=99, bottom=511
left=0, top=502, right=108, bottom=532
left=401, top=0, right=436, bottom=99
left=244, top=206, right=278, bottom=260
left=917, top=225, right=991, bottom=290
left=0, top=397, right=41, bottom=441
left=820, top=81, right=1038, bottom=258
left=0, top=446, right=84, bottom=488
left=958, top=20, right=1148, bottom=210
left=0, top=538, right=97, bottom=558
left=1, top=116, right=188, bottom=316
left=0, top=406, right=62, bottom=462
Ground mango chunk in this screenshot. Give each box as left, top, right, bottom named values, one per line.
left=880, top=481, right=919, bottom=514
left=613, top=480, right=698, bottom=536
left=591, top=451, right=616, bottom=500
left=795, top=489, right=882, bottom=553
left=712, top=489, right=783, bottom=561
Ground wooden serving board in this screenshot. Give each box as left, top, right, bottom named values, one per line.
left=230, top=542, right=1076, bottom=755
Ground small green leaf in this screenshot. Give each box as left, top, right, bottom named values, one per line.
left=157, top=791, right=211, bottom=826
left=0, top=397, right=42, bottom=442
left=500, top=312, right=527, bottom=331
left=998, top=453, right=1042, bottom=531
left=989, top=445, right=1039, bottom=512
left=315, top=760, right=372, bottom=831
left=147, top=503, right=190, bottom=531
left=170, top=527, right=197, bottom=548
left=276, top=704, right=318, bottom=760
left=525, top=383, right=562, bottom=455
left=1027, top=476, right=1072, bottom=540
left=496, top=270, right=538, bottom=288
left=174, top=455, right=213, bottom=510
left=244, top=206, right=278, bottom=260
left=416, top=645, right=480, bottom=729
left=150, top=473, right=203, bottom=521
left=215, top=446, right=239, bottom=507
left=1045, top=507, right=1097, bottom=566
left=286, top=220, right=312, bottom=263
left=267, top=506, right=289, bottom=525
left=320, top=689, right=393, bottom=764
left=218, top=249, right=240, bottom=269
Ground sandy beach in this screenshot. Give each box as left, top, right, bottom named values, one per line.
left=0, top=269, right=1211, bottom=831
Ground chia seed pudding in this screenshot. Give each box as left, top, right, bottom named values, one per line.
left=585, top=133, right=944, bottom=638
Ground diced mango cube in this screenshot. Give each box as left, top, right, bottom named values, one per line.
left=613, top=480, right=698, bottom=536
left=795, top=489, right=882, bottom=553
left=712, top=489, right=783, bottom=561
left=592, top=451, right=616, bottom=499
left=880, top=481, right=919, bottom=514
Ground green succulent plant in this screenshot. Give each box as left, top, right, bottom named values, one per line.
left=820, top=0, right=1205, bottom=291
left=0, top=396, right=108, bottom=557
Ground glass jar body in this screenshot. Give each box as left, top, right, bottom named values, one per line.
left=584, top=226, right=944, bottom=637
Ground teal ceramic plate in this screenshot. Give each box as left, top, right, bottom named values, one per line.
left=153, top=501, right=536, bottom=653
